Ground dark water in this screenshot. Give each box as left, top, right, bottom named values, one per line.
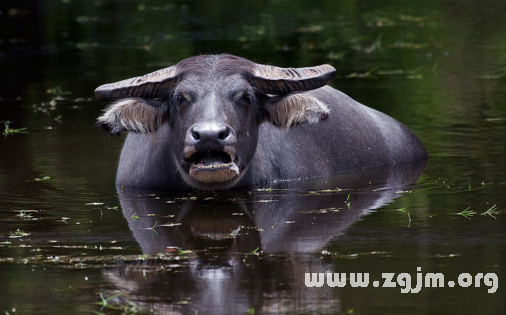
left=1, top=1, right=505, bottom=314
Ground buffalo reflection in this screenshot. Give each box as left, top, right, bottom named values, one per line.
left=103, top=162, right=426, bottom=314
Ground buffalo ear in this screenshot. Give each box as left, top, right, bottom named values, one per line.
left=96, top=99, right=166, bottom=135
left=264, top=94, right=330, bottom=128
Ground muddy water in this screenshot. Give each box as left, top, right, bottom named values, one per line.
left=1, top=1, right=505, bottom=314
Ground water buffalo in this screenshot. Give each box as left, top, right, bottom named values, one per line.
left=95, top=54, right=428, bottom=190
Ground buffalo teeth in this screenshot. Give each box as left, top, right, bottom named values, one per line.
left=189, top=162, right=240, bottom=184
left=191, top=162, right=240, bottom=174
left=197, top=163, right=232, bottom=169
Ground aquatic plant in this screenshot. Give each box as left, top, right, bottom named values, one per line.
left=481, top=204, right=498, bottom=219
left=2, top=121, right=28, bottom=138
left=456, top=207, right=476, bottom=219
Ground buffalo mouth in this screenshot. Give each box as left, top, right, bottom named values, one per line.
left=187, top=151, right=240, bottom=184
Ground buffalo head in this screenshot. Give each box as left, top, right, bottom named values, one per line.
left=95, top=55, right=335, bottom=190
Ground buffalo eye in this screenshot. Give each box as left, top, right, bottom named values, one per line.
left=172, top=93, right=187, bottom=105
left=240, top=93, right=254, bottom=105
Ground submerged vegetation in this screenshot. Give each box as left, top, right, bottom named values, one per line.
left=481, top=204, right=499, bottom=219
left=456, top=205, right=501, bottom=220
left=397, top=207, right=412, bottom=227
left=2, top=121, right=28, bottom=138
left=456, top=207, right=476, bottom=219
left=8, top=229, right=30, bottom=238
left=95, top=292, right=140, bottom=315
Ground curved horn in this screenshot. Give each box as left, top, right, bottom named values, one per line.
left=251, top=63, right=336, bottom=95
left=95, top=66, right=179, bottom=102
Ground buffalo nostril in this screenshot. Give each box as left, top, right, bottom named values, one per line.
left=191, top=130, right=200, bottom=141
left=190, top=124, right=234, bottom=144
left=218, top=128, right=230, bottom=140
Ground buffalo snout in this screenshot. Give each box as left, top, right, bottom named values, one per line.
left=188, top=123, right=236, bottom=150
left=182, top=122, right=240, bottom=186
